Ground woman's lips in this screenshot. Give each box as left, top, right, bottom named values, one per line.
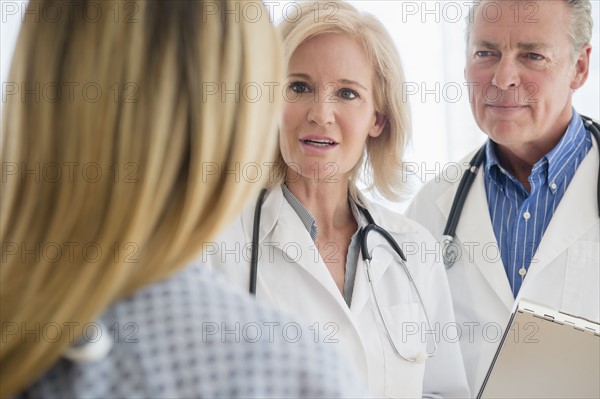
left=299, top=136, right=339, bottom=152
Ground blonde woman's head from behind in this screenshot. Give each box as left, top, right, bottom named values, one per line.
left=0, top=1, right=282, bottom=396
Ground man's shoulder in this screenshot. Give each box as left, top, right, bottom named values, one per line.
left=408, top=154, right=469, bottom=208
left=405, top=148, right=482, bottom=232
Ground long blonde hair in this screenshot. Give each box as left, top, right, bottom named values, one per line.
left=273, top=0, right=412, bottom=201
left=0, top=1, right=282, bottom=396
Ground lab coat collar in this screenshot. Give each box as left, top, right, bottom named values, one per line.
left=241, top=185, right=359, bottom=319
left=356, top=192, right=420, bottom=235
left=436, top=157, right=514, bottom=310
left=241, top=186, right=399, bottom=318
left=350, top=193, right=406, bottom=315
left=241, top=185, right=284, bottom=245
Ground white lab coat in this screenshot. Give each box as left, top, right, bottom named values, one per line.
left=202, top=185, right=470, bottom=398
left=406, top=139, right=600, bottom=395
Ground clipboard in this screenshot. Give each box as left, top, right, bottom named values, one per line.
left=478, top=299, right=600, bottom=398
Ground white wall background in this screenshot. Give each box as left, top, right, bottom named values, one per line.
left=2, top=1, right=599, bottom=212
left=268, top=0, right=599, bottom=211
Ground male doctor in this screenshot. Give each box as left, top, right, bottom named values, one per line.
left=407, top=0, right=598, bottom=394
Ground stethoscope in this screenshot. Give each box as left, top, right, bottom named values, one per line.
left=249, top=188, right=437, bottom=363
left=442, top=115, right=600, bottom=269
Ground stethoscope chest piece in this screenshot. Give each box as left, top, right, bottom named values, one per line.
left=441, top=235, right=459, bottom=269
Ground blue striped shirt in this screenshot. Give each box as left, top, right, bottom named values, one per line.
left=484, top=110, right=593, bottom=297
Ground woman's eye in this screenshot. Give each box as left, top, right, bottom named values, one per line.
left=289, top=81, right=310, bottom=93
left=340, top=89, right=358, bottom=100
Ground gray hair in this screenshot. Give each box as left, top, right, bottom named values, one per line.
left=465, top=0, right=593, bottom=57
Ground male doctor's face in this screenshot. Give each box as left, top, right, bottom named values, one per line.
left=465, top=0, right=590, bottom=155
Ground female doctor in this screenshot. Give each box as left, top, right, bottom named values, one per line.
left=207, top=1, right=469, bottom=397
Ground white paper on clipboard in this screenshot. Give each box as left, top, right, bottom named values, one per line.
left=478, top=299, right=600, bottom=399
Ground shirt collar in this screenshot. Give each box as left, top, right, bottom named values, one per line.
left=349, top=197, right=369, bottom=229
left=543, top=109, right=587, bottom=184
left=484, top=139, right=503, bottom=174
left=484, top=108, right=587, bottom=186
left=281, top=184, right=365, bottom=242
left=484, top=140, right=516, bottom=187
left=281, top=184, right=318, bottom=241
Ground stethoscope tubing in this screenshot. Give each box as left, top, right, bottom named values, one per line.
left=358, top=205, right=437, bottom=361
left=249, top=190, right=437, bottom=361
left=249, top=188, right=268, bottom=296
left=442, top=115, right=600, bottom=269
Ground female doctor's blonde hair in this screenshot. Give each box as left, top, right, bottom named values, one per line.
left=0, top=0, right=282, bottom=396
left=274, top=0, right=412, bottom=200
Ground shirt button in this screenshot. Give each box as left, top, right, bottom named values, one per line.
left=523, top=211, right=531, bottom=220
left=519, top=267, right=527, bottom=277
left=550, top=182, right=557, bottom=191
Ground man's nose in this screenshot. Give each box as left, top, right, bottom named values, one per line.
left=491, top=57, right=521, bottom=90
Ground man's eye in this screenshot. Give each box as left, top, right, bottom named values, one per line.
left=475, top=51, right=494, bottom=57
left=289, top=82, right=310, bottom=93
left=527, top=53, right=545, bottom=61
left=339, top=89, right=358, bottom=100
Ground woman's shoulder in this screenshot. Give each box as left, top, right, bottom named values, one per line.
left=213, top=185, right=286, bottom=243
left=364, top=200, right=437, bottom=243
left=114, top=263, right=369, bottom=396
left=18, top=263, right=369, bottom=398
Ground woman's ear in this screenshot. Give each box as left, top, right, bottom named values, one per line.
left=369, top=113, right=387, bottom=138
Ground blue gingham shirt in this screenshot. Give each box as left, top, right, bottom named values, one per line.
left=17, top=262, right=369, bottom=398
left=484, top=110, right=593, bottom=297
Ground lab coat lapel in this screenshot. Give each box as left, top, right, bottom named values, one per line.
left=523, top=140, right=599, bottom=285
left=272, top=205, right=343, bottom=295
left=436, top=168, right=514, bottom=309
left=244, top=186, right=356, bottom=314
left=241, top=186, right=282, bottom=245
left=350, top=233, right=394, bottom=316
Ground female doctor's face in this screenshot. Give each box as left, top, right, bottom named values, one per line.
left=280, top=33, right=385, bottom=183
